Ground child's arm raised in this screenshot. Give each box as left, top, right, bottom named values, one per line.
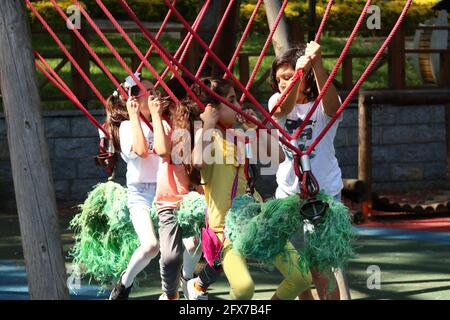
left=307, top=41, right=341, bottom=117
left=149, top=95, right=171, bottom=159
left=193, top=104, right=219, bottom=170
left=127, top=97, right=149, bottom=158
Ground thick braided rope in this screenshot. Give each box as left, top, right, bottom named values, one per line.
left=135, top=0, right=176, bottom=73
left=161, top=0, right=299, bottom=144
left=261, top=0, right=336, bottom=126
left=306, top=0, right=413, bottom=155
left=224, top=0, right=264, bottom=79
left=72, top=0, right=158, bottom=130
left=239, top=0, right=289, bottom=105
left=119, top=0, right=303, bottom=156
left=26, top=0, right=108, bottom=107
left=196, top=0, right=237, bottom=77
left=314, top=0, right=334, bottom=43
left=156, top=0, right=212, bottom=87
left=89, top=0, right=181, bottom=106
left=291, top=0, right=373, bottom=141
left=35, top=53, right=109, bottom=138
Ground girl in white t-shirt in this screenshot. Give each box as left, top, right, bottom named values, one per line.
left=105, top=76, right=161, bottom=300
left=269, top=42, right=347, bottom=300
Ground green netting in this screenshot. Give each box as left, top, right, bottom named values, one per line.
left=69, top=182, right=206, bottom=286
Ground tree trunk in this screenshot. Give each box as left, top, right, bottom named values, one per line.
left=308, top=0, right=317, bottom=42
left=263, top=0, right=290, bottom=56
left=198, top=0, right=242, bottom=77
left=0, top=0, right=69, bottom=299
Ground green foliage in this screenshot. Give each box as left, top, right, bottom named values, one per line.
left=28, top=0, right=201, bottom=29
left=240, top=0, right=440, bottom=35
left=69, top=182, right=205, bottom=285
left=225, top=192, right=357, bottom=275
left=28, top=1, right=87, bottom=29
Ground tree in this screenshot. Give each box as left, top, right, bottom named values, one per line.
left=264, top=0, right=290, bottom=56
left=0, top=0, right=69, bottom=299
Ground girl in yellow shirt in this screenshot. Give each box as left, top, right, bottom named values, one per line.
left=177, top=77, right=312, bottom=300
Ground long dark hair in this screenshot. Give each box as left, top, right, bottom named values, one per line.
left=105, top=86, right=128, bottom=153
left=270, top=45, right=319, bottom=102
left=172, top=77, right=233, bottom=187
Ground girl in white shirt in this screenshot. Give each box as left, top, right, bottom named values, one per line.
left=269, top=42, right=346, bottom=300
left=105, top=76, right=161, bottom=300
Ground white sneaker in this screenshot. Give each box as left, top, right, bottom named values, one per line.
left=181, top=276, right=190, bottom=300
left=186, top=277, right=208, bottom=300
left=159, top=292, right=179, bottom=300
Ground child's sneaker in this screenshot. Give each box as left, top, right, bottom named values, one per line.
left=109, top=272, right=132, bottom=300
left=186, top=277, right=208, bottom=300
left=159, top=292, right=180, bottom=300
left=181, top=275, right=190, bottom=300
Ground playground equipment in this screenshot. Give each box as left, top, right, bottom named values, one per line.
left=1, top=0, right=417, bottom=299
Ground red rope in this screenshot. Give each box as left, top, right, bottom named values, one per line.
left=29, top=0, right=153, bottom=132
left=26, top=0, right=108, bottom=107
left=177, top=1, right=212, bottom=68
left=224, top=0, right=263, bottom=80
left=72, top=2, right=143, bottom=97
left=314, top=0, right=334, bottom=43
left=291, top=0, right=373, bottom=141
left=67, top=0, right=153, bottom=131
left=35, top=56, right=109, bottom=138
left=262, top=0, right=338, bottom=126
left=90, top=0, right=181, bottom=107
left=135, top=0, right=176, bottom=73
left=239, top=0, right=289, bottom=105
left=118, top=0, right=303, bottom=157
left=161, top=0, right=295, bottom=143
left=35, top=53, right=72, bottom=96
left=195, top=0, right=236, bottom=77
left=306, top=0, right=413, bottom=155
left=155, top=0, right=212, bottom=87
left=116, top=1, right=233, bottom=131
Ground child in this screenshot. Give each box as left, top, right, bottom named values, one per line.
left=152, top=76, right=203, bottom=300
left=186, top=77, right=312, bottom=300
left=106, top=76, right=160, bottom=300
left=152, top=76, right=204, bottom=300
left=268, top=42, right=348, bottom=300
left=105, top=74, right=201, bottom=300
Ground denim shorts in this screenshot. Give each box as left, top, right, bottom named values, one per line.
left=127, top=183, right=157, bottom=210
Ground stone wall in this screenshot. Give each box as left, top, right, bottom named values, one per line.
left=0, top=103, right=448, bottom=206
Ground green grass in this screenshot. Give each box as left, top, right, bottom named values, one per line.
left=0, top=31, right=423, bottom=112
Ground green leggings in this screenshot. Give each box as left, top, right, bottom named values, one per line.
left=222, top=238, right=312, bottom=300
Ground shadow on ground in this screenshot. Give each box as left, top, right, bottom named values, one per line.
left=1, top=214, right=450, bottom=300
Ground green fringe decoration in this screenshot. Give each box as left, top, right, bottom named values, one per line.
left=225, top=194, right=261, bottom=249
left=225, top=192, right=357, bottom=276
left=297, top=192, right=357, bottom=274
left=69, top=181, right=139, bottom=286
left=69, top=183, right=206, bottom=286
left=225, top=195, right=304, bottom=264
left=176, top=191, right=207, bottom=238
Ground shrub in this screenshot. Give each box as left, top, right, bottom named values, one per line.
left=240, top=0, right=440, bottom=35
left=28, top=0, right=201, bottom=29
left=28, top=1, right=85, bottom=29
